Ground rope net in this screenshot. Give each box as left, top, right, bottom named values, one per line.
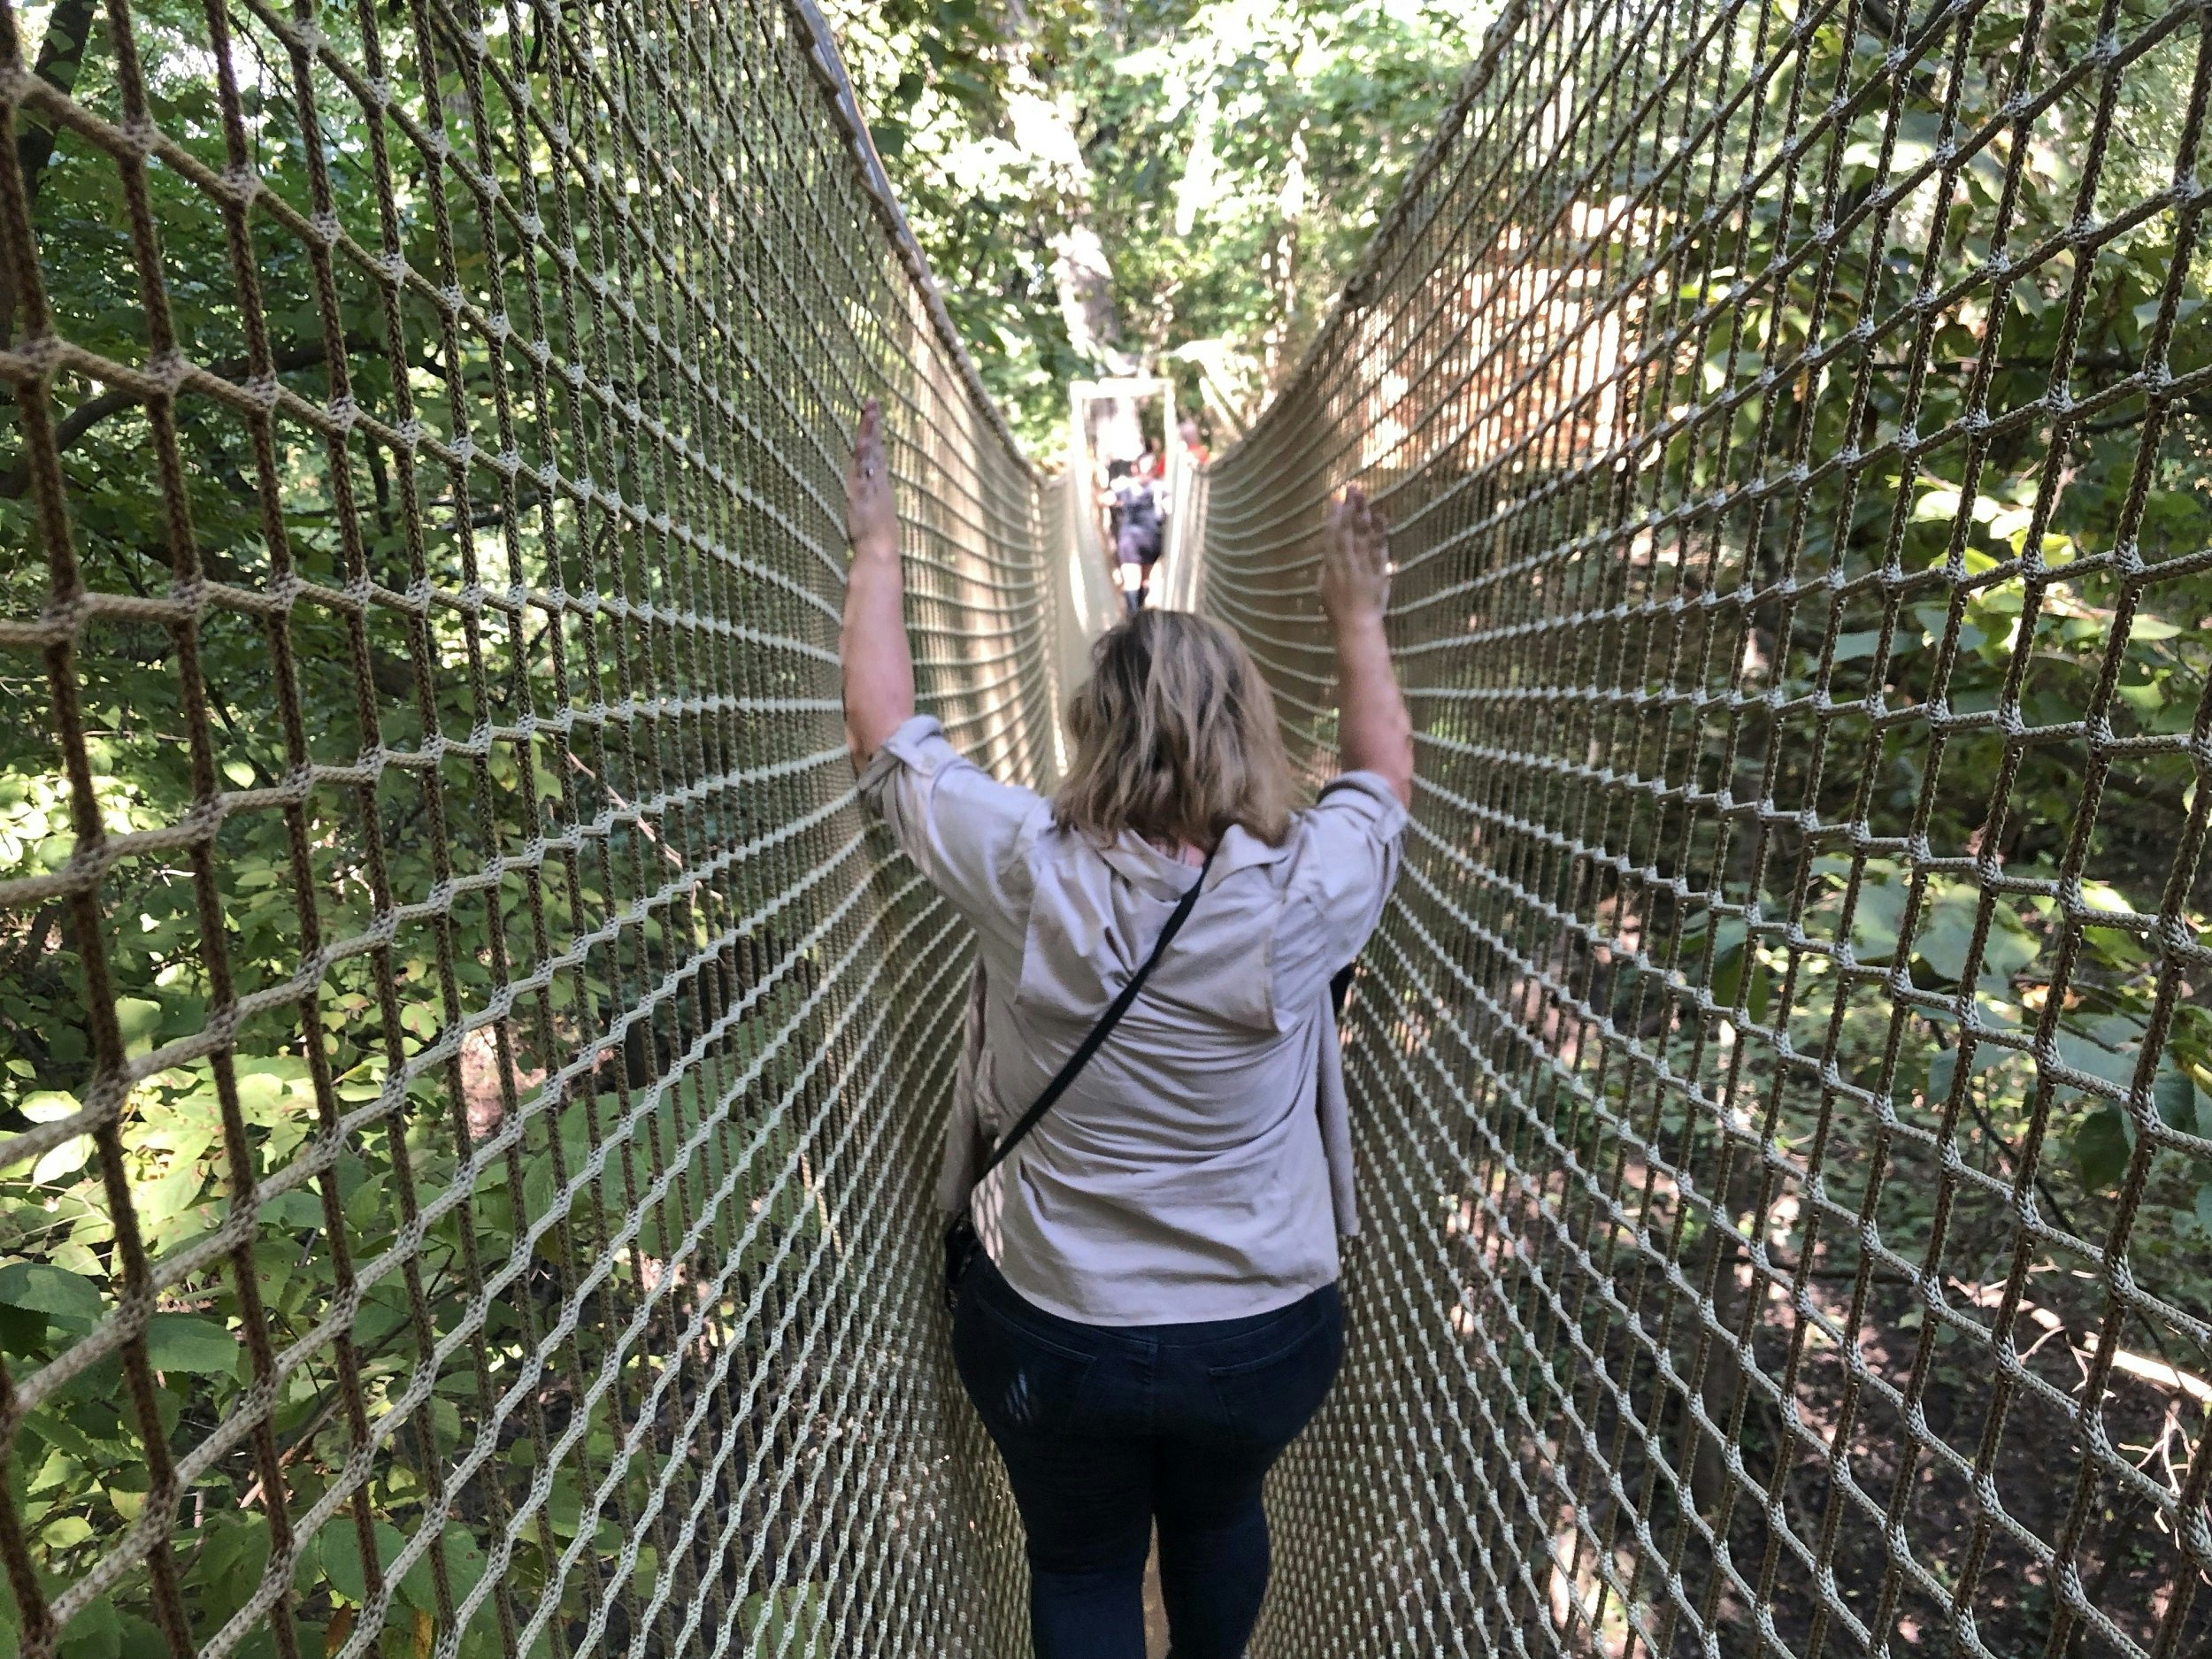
left=0, top=2, right=1048, bottom=1656
left=1196, top=0, right=2212, bottom=1655
left=4, top=0, right=2212, bottom=1655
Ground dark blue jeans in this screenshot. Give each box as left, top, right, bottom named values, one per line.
left=952, top=1255, right=1344, bottom=1659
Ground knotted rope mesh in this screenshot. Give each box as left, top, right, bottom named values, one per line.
left=1197, top=0, right=2212, bottom=1655
left=0, top=3, right=1047, bottom=1657
left=5, top=0, right=2211, bottom=1655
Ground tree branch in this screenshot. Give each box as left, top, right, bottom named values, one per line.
left=14, top=0, right=99, bottom=204
left=0, top=337, right=355, bottom=498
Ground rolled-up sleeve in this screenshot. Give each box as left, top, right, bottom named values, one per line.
left=1271, top=770, right=1409, bottom=1012
left=856, top=715, right=1040, bottom=949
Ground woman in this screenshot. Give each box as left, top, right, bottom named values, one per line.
left=1110, top=464, right=1164, bottom=615
left=840, top=399, right=1413, bottom=1659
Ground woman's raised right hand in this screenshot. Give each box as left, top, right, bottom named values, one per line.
left=846, top=398, right=898, bottom=565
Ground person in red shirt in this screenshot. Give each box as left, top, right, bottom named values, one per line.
left=1179, top=417, right=1210, bottom=468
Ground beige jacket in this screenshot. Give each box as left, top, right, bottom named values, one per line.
left=859, top=715, right=1406, bottom=1325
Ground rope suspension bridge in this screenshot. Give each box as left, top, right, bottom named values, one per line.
left=0, top=0, right=2206, bottom=1655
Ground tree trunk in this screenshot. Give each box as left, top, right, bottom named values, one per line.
left=1050, top=222, right=1129, bottom=373
left=2, top=0, right=101, bottom=349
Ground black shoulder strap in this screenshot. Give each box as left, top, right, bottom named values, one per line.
left=1314, top=780, right=1365, bottom=1018
left=973, top=845, right=1216, bottom=1187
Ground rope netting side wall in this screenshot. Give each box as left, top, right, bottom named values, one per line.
left=0, top=4, right=1041, bottom=1657
left=1199, top=0, right=2212, bottom=1654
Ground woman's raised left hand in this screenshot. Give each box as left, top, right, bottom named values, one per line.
left=1319, top=483, right=1391, bottom=626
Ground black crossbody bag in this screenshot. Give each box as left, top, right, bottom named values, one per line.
left=942, top=847, right=1216, bottom=1311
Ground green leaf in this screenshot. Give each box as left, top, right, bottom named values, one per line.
left=30, top=1136, right=91, bottom=1187
left=112, top=998, right=162, bottom=1057
left=58, top=1600, right=118, bottom=1659
left=1912, top=486, right=1965, bottom=522
left=545, top=1472, right=588, bottom=1539
left=143, top=1314, right=238, bottom=1377
left=1704, top=923, right=1771, bottom=1022
left=0, top=1264, right=103, bottom=1328
left=288, top=1532, right=322, bottom=1595
left=1980, top=908, right=2039, bottom=985
left=741, top=1585, right=826, bottom=1658
left=0, top=1303, right=45, bottom=1354
left=1830, top=628, right=1885, bottom=662
left=2154, top=1069, right=2207, bottom=1138
left=24, top=1403, right=106, bottom=1463
left=342, top=1174, right=384, bottom=1234
left=257, top=1189, right=324, bottom=1232
left=2071, top=1106, right=2131, bottom=1192
left=2054, top=1031, right=2139, bottom=1091
left=193, top=1513, right=273, bottom=1612
left=318, top=1524, right=368, bottom=1606
left=19, top=1092, right=78, bottom=1125
left=1848, top=879, right=1907, bottom=962
left=134, top=1162, right=205, bottom=1233
left=1925, top=1042, right=2002, bottom=1102
left=1912, top=891, right=2035, bottom=988
left=353, top=1285, right=410, bottom=1348
left=435, top=1527, right=487, bottom=1609
left=319, top=1520, right=407, bottom=1606
left=1912, top=902, right=1973, bottom=984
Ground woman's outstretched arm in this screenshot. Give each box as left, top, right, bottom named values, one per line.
left=841, top=398, right=915, bottom=764
left=1319, top=484, right=1414, bottom=807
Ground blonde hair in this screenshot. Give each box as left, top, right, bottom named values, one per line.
left=1055, top=610, right=1294, bottom=850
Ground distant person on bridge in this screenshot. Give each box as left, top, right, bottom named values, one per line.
left=841, top=398, right=1413, bottom=1659
left=1178, top=416, right=1210, bottom=468
left=1110, top=465, right=1164, bottom=615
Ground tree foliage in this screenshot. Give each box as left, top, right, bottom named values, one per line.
left=0, top=0, right=2207, bottom=1656
left=0, top=3, right=854, bottom=1657
left=823, top=0, right=1498, bottom=448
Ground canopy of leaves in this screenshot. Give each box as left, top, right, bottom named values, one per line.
left=822, top=0, right=1499, bottom=449
left=0, top=0, right=2208, bottom=1655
